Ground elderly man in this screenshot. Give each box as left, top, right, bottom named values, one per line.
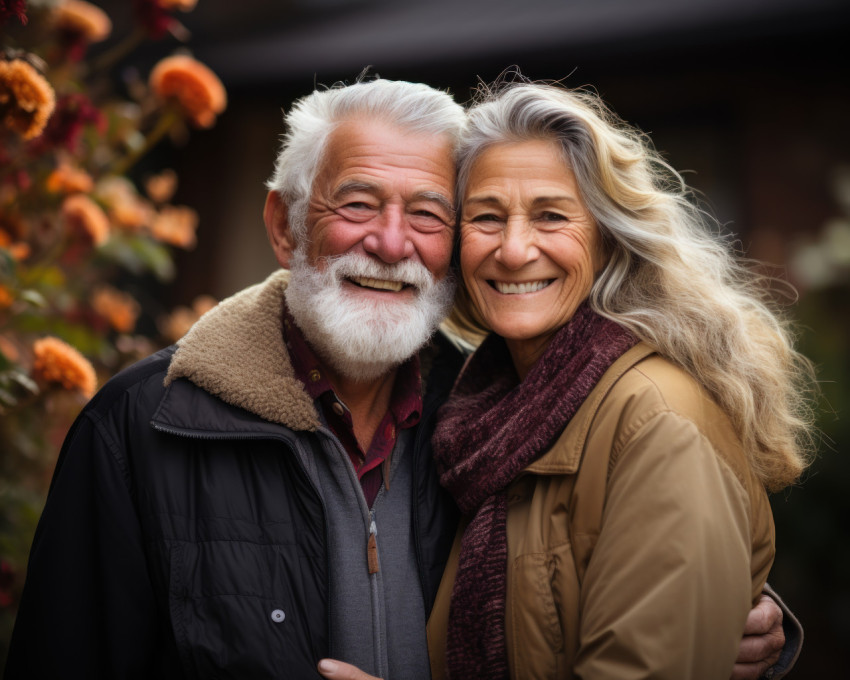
left=6, top=78, right=792, bottom=680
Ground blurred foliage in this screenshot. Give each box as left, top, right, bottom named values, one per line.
left=0, top=0, right=221, bottom=665
left=770, top=164, right=850, bottom=673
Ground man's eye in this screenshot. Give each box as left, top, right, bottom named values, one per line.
left=336, top=202, right=378, bottom=221
left=410, top=210, right=448, bottom=231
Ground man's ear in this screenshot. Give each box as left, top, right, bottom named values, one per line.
left=263, top=190, right=296, bottom=268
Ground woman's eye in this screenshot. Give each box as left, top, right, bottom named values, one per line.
left=540, top=211, right=567, bottom=222
left=471, top=213, right=501, bottom=222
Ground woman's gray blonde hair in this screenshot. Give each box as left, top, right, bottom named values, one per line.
left=265, top=77, right=466, bottom=242
left=447, top=80, right=817, bottom=491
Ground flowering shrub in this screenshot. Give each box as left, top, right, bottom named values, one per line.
left=0, top=0, right=223, bottom=656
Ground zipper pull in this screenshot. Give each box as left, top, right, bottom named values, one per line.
left=367, top=519, right=379, bottom=574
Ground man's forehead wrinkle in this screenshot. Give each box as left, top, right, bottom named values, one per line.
left=332, top=180, right=379, bottom=200
left=329, top=179, right=453, bottom=210
left=418, top=191, right=456, bottom=217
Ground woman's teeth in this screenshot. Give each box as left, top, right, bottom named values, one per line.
left=493, top=280, right=551, bottom=294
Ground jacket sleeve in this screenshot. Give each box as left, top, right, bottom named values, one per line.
left=4, top=407, right=161, bottom=679
left=761, top=583, right=803, bottom=679
left=573, top=410, right=760, bottom=680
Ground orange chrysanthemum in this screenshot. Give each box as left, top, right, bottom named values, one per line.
left=91, top=285, right=141, bottom=333
left=0, top=285, right=14, bottom=309
left=32, top=336, right=97, bottom=398
left=151, top=205, right=197, bottom=248
left=0, top=59, right=56, bottom=140
left=95, top=176, right=154, bottom=231
left=158, top=294, right=217, bottom=342
left=145, top=168, right=178, bottom=204
left=0, top=334, right=20, bottom=362
left=149, top=55, right=227, bottom=129
left=158, top=305, right=196, bottom=343
left=161, top=0, right=198, bottom=10
left=47, top=162, right=94, bottom=194
left=191, top=294, right=217, bottom=317
left=54, top=0, right=112, bottom=43
left=0, top=229, right=31, bottom=261
left=61, top=193, right=110, bottom=246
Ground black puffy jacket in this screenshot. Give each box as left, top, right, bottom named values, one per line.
left=5, top=272, right=461, bottom=679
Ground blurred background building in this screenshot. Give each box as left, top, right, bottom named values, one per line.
left=10, top=0, right=850, bottom=675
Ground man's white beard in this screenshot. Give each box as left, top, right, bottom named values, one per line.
left=284, top=247, right=455, bottom=382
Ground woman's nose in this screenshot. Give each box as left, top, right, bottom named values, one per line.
left=495, top=220, right=539, bottom=270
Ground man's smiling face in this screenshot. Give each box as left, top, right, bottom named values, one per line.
left=303, top=116, right=457, bottom=293
left=275, top=117, right=458, bottom=382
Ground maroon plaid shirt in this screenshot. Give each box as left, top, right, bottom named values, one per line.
left=283, top=308, right=422, bottom=507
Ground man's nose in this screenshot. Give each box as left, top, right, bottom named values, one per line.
left=362, top=205, right=415, bottom=263
left=495, top=219, right=539, bottom=270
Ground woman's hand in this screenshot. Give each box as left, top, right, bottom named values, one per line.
left=317, top=659, right=382, bottom=680
left=730, top=594, right=785, bottom=680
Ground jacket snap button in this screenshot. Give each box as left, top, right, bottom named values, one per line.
left=270, top=609, right=285, bottom=623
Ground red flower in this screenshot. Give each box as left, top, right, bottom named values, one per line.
left=0, top=559, right=15, bottom=608
left=0, top=0, right=28, bottom=27
left=134, top=0, right=173, bottom=39
left=27, top=93, right=105, bottom=155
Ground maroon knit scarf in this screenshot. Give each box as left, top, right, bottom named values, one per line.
left=432, top=303, right=638, bottom=679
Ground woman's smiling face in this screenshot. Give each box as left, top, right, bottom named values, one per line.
left=459, top=138, right=606, bottom=373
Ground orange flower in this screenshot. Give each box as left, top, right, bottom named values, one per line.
left=158, top=305, right=196, bottom=343
left=0, top=229, right=31, bottom=261
left=47, top=162, right=94, bottom=194
left=32, top=336, right=97, bottom=398
left=91, top=285, right=141, bottom=333
left=54, top=0, right=112, bottom=43
left=61, top=193, right=110, bottom=245
left=151, top=205, right=197, bottom=248
left=0, top=334, right=20, bottom=362
left=158, top=294, right=217, bottom=342
left=0, top=59, right=56, bottom=140
left=145, top=168, right=178, bottom=204
left=161, top=0, right=198, bottom=9
left=0, top=285, right=13, bottom=309
left=95, top=176, right=154, bottom=231
left=191, top=294, right=217, bottom=317
left=149, top=55, right=226, bottom=129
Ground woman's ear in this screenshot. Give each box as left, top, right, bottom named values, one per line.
left=263, top=191, right=296, bottom=268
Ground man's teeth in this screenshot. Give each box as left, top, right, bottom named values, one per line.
left=494, top=280, right=551, bottom=295
left=351, top=276, right=404, bottom=292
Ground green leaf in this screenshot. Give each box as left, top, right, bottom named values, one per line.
left=19, top=290, right=48, bottom=308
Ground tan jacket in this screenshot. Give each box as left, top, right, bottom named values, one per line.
left=428, top=343, right=775, bottom=680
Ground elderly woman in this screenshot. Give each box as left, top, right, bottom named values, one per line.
left=422, top=81, right=816, bottom=680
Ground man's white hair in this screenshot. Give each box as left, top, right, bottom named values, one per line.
left=265, top=78, right=467, bottom=243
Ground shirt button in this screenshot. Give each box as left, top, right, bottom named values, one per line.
left=270, top=609, right=286, bottom=623
left=309, top=369, right=321, bottom=383
left=332, top=401, right=345, bottom=416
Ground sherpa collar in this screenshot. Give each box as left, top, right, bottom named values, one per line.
left=164, top=269, right=320, bottom=432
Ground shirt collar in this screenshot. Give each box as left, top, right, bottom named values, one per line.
left=282, top=305, right=422, bottom=426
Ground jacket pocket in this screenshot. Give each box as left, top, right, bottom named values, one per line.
left=167, top=538, right=322, bottom=679
left=509, top=542, right=580, bottom=679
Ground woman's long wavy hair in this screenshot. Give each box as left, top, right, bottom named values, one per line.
left=445, top=78, right=817, bottom=491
